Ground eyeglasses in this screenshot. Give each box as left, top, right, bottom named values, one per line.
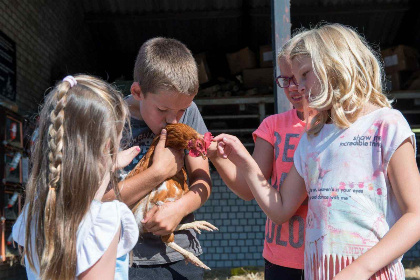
left=276, top=75, right=298, bottom=88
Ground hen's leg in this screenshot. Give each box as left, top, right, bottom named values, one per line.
left=175, top=221, right=218, bottom=234
left=161, top=234, right=210, bottom=270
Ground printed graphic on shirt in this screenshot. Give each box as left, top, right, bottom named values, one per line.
left=296, top=108, right=411, bottom=279
left=253, top=110, right=307, bottom=269
left=265, top=132, right=304, bottom=248
left=125, top=130, right=154, bottom=172
left=304, top=128, right=387, bottom=250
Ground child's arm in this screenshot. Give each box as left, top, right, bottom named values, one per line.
left=103, top=130, right=184, bottom=206
left=141, top=155, right=212, bottom=235
left=334, top=139, right=420, bottom=280
left=78, top=226, right=120, bottom=280
left=208, top=137, right=274, bottom=201
left=214, top=134, right=307, bottom=225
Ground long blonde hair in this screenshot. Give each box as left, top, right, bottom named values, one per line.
left=288, top=23, right=391, bottom=136
left=24, top=75, right=129, bottom=280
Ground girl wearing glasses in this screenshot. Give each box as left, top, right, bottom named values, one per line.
left=210, top=23, right=420, bottom=280
left=209, top=41, right=307, bottom=279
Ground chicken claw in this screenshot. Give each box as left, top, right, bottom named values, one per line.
left=176, top=221, right=218, bottom=234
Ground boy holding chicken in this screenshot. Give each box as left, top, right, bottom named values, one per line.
left=104, top=37, right=211, bottom=280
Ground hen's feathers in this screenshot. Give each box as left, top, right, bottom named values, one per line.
left=126, top=123, right=200, bottom=182
left=126, top=123, right=214, bottom=270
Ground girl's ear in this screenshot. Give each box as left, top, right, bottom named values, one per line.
left=104, top=139, right=111, bottom=153
left=102, top=139, right=113, bottom=170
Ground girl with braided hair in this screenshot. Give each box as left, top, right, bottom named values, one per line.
left=12, top=75, right=140, bottom=280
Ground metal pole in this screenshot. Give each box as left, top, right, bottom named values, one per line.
left=271, top=0, right=292, bottom=114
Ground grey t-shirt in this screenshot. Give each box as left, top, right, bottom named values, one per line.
left=126, top=101, right=208, bottom=265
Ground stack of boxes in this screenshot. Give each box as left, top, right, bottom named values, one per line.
left=226, top=46, right=274, bottom=89
left=194, top=45, right=275, bottom=90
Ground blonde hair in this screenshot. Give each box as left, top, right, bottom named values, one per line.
left=133, top=37, right=199, bottom=96
left=24, top=75, right=129, bottom=280
left=288, top=23, right=391, bottom=136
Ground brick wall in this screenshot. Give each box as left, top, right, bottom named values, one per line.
left=196, top=171, right=420, bottom=269
left=0, top=0, right=98, bottom=116
left=195, top=171, right=266, bottom=268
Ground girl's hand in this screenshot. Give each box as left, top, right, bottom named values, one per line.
left=113, top=146, right=141, bottom=171
left=213, top=134, right=253, bottom=168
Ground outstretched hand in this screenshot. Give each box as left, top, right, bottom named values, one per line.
left=113, top=146, right=141, bottom=171
left=97, top=146, right=140, bottom=201
left=211, top=134, right=253, bottom=167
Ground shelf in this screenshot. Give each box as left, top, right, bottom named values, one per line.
left=209, top=128, right=255, bottom=134
left=389, top=90, right=420, bottom=99
left=401, top=110, right=420, bottom=114
left=195, top=95, right=274, bottom=105
left=203, top=114, right=259, bottom=120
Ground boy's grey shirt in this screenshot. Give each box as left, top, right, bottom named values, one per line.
left=126, top=101, right=207, bottom=265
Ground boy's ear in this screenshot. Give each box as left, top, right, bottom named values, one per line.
left=131, top=82, right=144, bottom=101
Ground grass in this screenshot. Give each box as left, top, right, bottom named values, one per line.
left=204, top=259, right=420, bottom=280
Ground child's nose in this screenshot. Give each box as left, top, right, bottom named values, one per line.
left=289, top=83, right=298, bottom=92
left=166, top=114, right=177, bottom=124
left=298, top=84, right=305, bottom=95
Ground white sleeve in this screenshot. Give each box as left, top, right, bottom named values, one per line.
left=76, top=200, right=139, bottom=276
left=381, top=109, right=416, bottom=169
left=293, top=133, right=307, bottom=179
left=12, top=204, right=28, bottom=246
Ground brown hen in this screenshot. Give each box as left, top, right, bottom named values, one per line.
left=125, top=123, right=216, bottom=270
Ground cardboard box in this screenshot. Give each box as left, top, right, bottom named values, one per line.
left=260, top=45, right=273, bottom=68
left=385, top=71, right=413, bottom=91
left=243, top=68, right=273, bottom=88
left=381, top=45, right=420, bottom=74
left=226, top=47, right=257, bottom=75
left=408, top=71, right=420, bottom=90
left=385, top=72, right=401, bottom=91
left=194, top=53, right=211, bottom=84
left=409, top=78, right=420, bottom=90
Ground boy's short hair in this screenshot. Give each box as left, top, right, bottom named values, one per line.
left=133, top=37, right=199, bottom=96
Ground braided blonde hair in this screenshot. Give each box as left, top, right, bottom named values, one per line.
left=24, top=75, right=129, bottom=280
left=288, top=23, right=391, bottom=136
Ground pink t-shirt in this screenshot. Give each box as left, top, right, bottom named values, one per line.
left=253, top=109, right=308, bottom=269
left=294, top=108, right=415, bottom=280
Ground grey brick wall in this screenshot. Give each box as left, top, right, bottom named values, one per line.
left=196, top=171, right=420, bottom=269
left=195, top=171, right=266, bottom=268
left=0, top=0, right=97, bottom=115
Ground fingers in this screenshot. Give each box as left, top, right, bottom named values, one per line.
left=217, top=141, right=229, bottom=159
left=114, top=146, right=141, bottom=170
left=215, top=134, right=238, bottom=159
left=124, top=146, right=141, bottom=160
left=141, top=205, right=159, bottom=224
left=156, top=129, right=167, bottom=148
